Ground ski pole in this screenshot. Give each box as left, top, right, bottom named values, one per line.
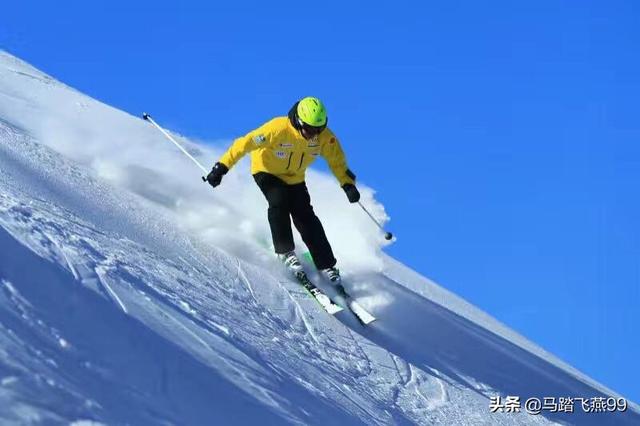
left=358, top=201, right=393, bottom=240
left=142, top=113, right=209, bottom=181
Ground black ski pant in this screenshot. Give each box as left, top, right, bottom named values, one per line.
left=253, top=172, right=336, bottom=270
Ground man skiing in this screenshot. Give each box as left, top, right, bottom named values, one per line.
left=206, top=97, right=360, bottom=285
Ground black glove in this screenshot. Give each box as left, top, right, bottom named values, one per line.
left=206, top=162, right=228, bottom=188
left=342, top=183, right=360, bottom=203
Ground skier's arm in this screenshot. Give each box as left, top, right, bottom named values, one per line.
left=219, top=127, right=269, bottom=170
left=320, top=132, right=356, bottom=186
left=320, top=132, right=360, bottom=203
left=207, top=120, right=278, bottom=188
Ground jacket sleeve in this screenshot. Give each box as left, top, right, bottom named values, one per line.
left=218, top=120, right=278, bottom=170
left=320, top=131, right=356, bottom=186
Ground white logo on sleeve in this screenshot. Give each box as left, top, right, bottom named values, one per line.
left=252, top=134, right=266, bottom=145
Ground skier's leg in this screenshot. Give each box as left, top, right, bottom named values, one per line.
left=288, top=182, right=337, bottom=270
left=253, top=173, right=295, bottom=254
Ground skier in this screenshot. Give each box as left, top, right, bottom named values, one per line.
left=205, top=97, right=360, bottom=284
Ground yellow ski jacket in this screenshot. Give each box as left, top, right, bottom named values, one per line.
left=218, top=116, right=355, bottom=186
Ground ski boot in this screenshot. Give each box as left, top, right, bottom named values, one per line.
left=321, top=267, right=349, bottom=297
left=321, top=267, right=342, bottom=284
left=277, top=251, right=304, bottom=275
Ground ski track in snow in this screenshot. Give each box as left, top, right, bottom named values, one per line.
left=0, top=50, right=639, bottom=425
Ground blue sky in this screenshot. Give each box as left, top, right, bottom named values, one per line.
left=2, top=1, right=639, bottom=402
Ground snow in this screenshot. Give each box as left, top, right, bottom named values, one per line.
left=0, top=50, right=638, bottom=425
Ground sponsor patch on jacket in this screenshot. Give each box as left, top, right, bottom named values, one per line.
left=275, top=150, right=287, bottom=159
left=252, top=134, right=266, bottom=145
left=280, top=142, right=293, bottom=148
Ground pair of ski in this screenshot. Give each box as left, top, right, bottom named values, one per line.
left=292, top=270, right=376, bottom=325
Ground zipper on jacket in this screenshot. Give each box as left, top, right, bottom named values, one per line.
left=286, top=152, right=293, bottom=170
left=297, top=153, right=305, bottom=170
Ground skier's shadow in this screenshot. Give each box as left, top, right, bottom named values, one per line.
left=340, top=272, right=639, bottom=426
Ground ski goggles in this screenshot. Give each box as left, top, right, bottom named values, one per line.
left=298, top=117, right=327, bottom=136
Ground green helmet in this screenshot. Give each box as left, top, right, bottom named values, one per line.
left=297, top=97, right=327, bottom=127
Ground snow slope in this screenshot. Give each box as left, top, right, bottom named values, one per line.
left=0, top=50, right=637, bottom=425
